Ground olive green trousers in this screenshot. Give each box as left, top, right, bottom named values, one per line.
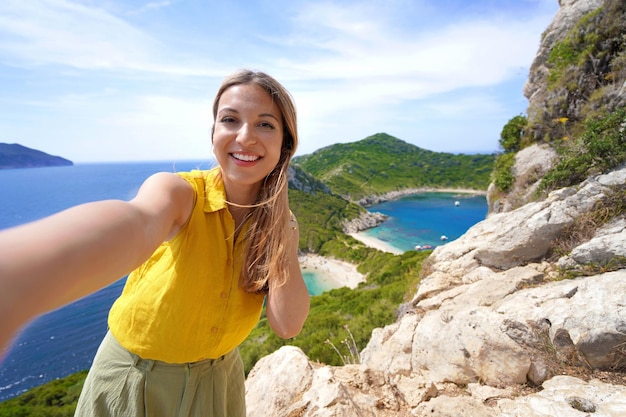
left=74, top=331, right=245, bottom=417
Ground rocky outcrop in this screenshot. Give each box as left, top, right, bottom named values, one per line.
left=247, top=349, right=625, bottom=417
left=246, top=165, right=626, bottom=417
left=487, top=143, right=557, bottom=214
left=523, top=0, right=604, bottom=114
left=246, top=1, right=626, bottom=415
left=523, top=0, right=620, bottom=143
left=493, top=0, right=625, bottom=213
left=288, top=164, right=332, bottom=195
left=342, top=211, right=388, bottom=234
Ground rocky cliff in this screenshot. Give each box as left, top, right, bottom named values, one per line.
left=488, top=0, right=625, bottom=214
left=245, top=1, right=626, bottom=415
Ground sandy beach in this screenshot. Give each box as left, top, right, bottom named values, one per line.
left=357, top=187, right=486, bottom=206
left=299, top=254, right=365, bottom=290
left=349, top=232, right=403, bottom=255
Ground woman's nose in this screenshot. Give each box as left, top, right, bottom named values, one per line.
left=235, top=123, right=257, bottom=145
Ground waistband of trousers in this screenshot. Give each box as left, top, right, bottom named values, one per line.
left=130, top=352, right=231, bottom=372
left=107, top=330, right=234, bottom=372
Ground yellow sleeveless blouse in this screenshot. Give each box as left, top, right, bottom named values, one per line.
left=108, top=168, right=265, bottom=363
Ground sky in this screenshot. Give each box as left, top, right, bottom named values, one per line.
left=0, top=0, right=560, bottom=163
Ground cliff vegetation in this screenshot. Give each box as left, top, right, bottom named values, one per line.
left=490, top=0, right=625, bottom=208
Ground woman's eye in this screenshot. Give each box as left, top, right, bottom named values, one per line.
left=259, top=121, right=275, bottom=129
left=220, top=116, right=237, bottom=123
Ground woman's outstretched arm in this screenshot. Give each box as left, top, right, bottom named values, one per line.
left=265, top=215, right=310, bottom=339
left=0, top=172, right=194, bottom=354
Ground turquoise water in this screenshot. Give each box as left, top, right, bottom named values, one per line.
left=303, top=192, right=487, bottom=296
left=362, top=192, right=488, bottom=252
left=302, top=272, right=332, bottom=296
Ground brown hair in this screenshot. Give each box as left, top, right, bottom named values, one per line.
left=212, top=69, right=298, bottom=293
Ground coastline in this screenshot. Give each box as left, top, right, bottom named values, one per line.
left=345, top=188, right=487, bottom=251
left=299, top=254, right=365, bottom=290
left=357, top=187, right=486, bottom=206
left=302, top=188, right=485, bottom=291
left=348, top=232, right=403, bottom=255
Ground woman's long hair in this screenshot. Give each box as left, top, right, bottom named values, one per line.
left=212, top=69, right=298, bottom=293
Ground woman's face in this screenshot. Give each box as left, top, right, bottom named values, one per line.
left=212, top=83, right=284, bottom=203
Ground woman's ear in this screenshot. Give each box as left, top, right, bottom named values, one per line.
left=210, top=125, right=215, bottom=144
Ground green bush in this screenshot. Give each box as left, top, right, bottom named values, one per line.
left=499, top=115, right=527, bottom=153
left=492, top=152, right=516, bottom=193
left=539, top=108, right=626, bottom=193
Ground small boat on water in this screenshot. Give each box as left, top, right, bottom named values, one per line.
left=454, top=201, right=460, bottom=206
left=440, top=235, right=448, bottom=241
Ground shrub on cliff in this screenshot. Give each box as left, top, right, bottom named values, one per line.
left=499, top=115, right=527, bottom=153
left=539, top=107, right=626, bottom=193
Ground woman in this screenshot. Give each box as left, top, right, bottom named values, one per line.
left=0, top=70, right=310, bottom=416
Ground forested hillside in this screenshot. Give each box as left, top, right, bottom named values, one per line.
left=293, top=133, right=494, bottom=201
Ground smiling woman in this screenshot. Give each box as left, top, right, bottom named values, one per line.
left=0, top=69, right=309, bottom=417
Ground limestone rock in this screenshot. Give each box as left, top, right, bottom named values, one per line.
left=497, top=376, right=626, bottom=416
left=247, top=167, right=626, bottom=417
left=245, top=2, right=626, bottom=413
left=412, top=395, right=498, bottom=417
left=245, top=346, right=314, bottom=416
left=343, top=211, right=388, bottom=234
left=495, top=270, right=626, bottom=369
left=409, top=307, right=532, bottom=385
left=488, top=144, right=558, bottom=213
left=558, top=216, right=626, bottom=268
left=523, top=0, right=604, bottom=132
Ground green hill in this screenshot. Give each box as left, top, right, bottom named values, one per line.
left=293, top=133, right=494, bottom=201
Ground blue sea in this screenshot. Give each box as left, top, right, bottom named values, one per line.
left=361, top=192, right=488, bottom=252
left=0, top=162, right=487, bottom=401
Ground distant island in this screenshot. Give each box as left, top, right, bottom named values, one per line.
left=0, top=143, right=73, bottom=169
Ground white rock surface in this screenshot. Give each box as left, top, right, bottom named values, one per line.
left=246, top=162, right=626, bottom=416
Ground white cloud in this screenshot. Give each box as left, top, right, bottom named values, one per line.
left=0, top=0, right=230, bottom=77
left=0, top=0, right=155, bottom=68
left=126, top=1, right=175, bottom=16
left=0, top=0, right=560, bottom=161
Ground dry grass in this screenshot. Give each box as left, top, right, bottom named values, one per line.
left=548, top=184, right=626, bottom=279
left=526, top=321, right=626, bottom=388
